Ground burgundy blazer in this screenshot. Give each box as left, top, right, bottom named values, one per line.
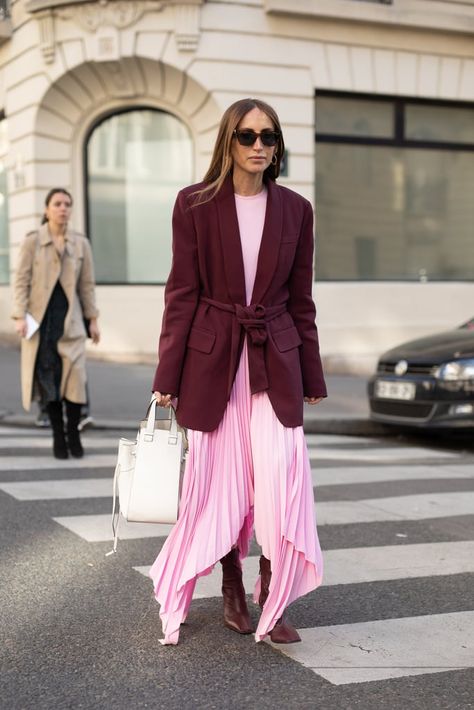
left=152, top=174, right=327, bottom=431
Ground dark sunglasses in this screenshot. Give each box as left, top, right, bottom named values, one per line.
left=233, top=129, right=280, bottom=147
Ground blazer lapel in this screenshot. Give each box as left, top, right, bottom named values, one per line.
left=250, top=179, right=282, bottom=304
left=215, top=174, right=246, bottom=304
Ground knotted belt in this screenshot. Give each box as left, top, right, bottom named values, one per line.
left=200, top=296, right=287, bottom=394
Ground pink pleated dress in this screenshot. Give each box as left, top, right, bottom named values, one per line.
left=149, top=187, right=323, bottom=644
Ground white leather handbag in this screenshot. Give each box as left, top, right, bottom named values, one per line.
left=107, top=398, right=187, bottom=554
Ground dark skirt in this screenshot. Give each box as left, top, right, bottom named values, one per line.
left=34, top=281, right=69, bottom=404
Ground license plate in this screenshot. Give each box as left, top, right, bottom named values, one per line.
left=375, top=380, right=416, bottom=400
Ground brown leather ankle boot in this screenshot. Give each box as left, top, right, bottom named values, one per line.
left=269, top=613, right=301, bottom=644
left=258, top=555, right=301, bottom=644
left=220, top=548, right=253, bottom=634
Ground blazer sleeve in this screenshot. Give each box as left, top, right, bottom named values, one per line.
left=11, top=233, right=36, bottom=320
left=287, top=200, right=327, bottom=399
left=77, top=237, right=99, bottom=320
left=152, top=190, right=200, bottom=396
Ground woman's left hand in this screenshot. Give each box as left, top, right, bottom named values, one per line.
left=304, top=396, right=324, bottom=405
left=88, top=318, right=100, bottom=344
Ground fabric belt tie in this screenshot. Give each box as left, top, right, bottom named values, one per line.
left=200, top=297, right=287, bottom=394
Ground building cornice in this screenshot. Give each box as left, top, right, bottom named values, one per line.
left=264, top=0, right=474, bottom=34
left=26, top=0, right=204, bottom=63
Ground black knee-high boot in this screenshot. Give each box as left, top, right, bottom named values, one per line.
left=65, top=400, right=84, bottom=458
left=46, top=401, right=68, bottom=460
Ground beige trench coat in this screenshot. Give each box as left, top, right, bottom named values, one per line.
left=12, top=224, right=99, bottom=411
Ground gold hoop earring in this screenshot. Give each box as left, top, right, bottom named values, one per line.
left=271, top=154, right=277, bottom=165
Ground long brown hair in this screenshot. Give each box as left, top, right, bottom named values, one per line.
left=192, top=98, right=285, bottom=205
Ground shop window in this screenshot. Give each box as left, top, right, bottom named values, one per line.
left=86, top=109, right=193, bottom=284
left=315, top=93, right=474, bottom=281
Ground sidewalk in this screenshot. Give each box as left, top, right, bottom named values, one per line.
left=0, top=342, right=389, bottom=436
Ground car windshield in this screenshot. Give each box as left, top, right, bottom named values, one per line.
left=461, top=317, right=474, bottom=330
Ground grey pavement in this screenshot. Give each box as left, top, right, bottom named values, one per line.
left=0, top=341, right=388, bottom=436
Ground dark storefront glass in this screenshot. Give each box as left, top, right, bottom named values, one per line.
left=315, top=94, right=474, bottom=281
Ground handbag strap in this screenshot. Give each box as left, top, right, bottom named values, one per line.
left=105, top=460, right=121, bottom=556
left=144, top=396, right=178, bottom=443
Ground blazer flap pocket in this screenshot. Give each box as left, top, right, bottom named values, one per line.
left=273, top=326, right=302, bottom=352
left=187, top=326, right=216, bottom=354
left=281, top=234, right=298, bottom=244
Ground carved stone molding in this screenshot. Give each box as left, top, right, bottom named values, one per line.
left=172, top=1, right=202, bottom=51
left=56, top=1, right=164, bottom=32
left=27, top=0, right=205, bottom=66
left=37, top=10, right=56, bottom=64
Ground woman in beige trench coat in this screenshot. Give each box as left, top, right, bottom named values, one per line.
left=12, top=188, right=100, bottom=459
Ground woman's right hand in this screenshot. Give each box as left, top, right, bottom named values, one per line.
left=154, top=392, right=174, bottom=408
left=14, top=318, right=27, bottom=338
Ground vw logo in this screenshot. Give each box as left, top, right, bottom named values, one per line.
left=394, top=360, right=408, bottom=376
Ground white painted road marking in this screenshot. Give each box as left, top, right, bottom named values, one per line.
left=268, top=611, right=474, bottom=685
left=53, top=514, right=172, bottom=541
left=2, top=465, right=472, bottom=503
left=0, top=454, right=116, bottom=471
left=0, top=477, right=113, bottom=500
left=316, top=491, right=474, bottom=525
left=307, top=446, right=458, bottom=461
left=312, top=464, right=474, bottom=486
left=0, top=437, right=117, bottom=450
left=133, top=540, right=474, bottom=596
left=52, top=491, right=474, bottom=544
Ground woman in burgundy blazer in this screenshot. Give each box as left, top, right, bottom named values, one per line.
left=150, top=98, right=327, bottom=646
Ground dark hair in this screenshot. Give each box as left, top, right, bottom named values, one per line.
left=192, top=98, right=285, bottom=205
left=41, top=188, right=73, bottom=225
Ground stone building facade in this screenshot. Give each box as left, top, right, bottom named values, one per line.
left=0, top=0, right=473, bottom=370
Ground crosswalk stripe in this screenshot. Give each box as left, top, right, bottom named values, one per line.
left=0, top=437, right=117, bottom=450
left=52, top=490, right=474, bottom=543
left=307, top=446, right=458, bottom=461
left=0, top=454, right=116, bottom=471
left=53, top=514, right=172, bottom=541
left=0, top=478, right=112, bottom=500
left=267, top=611, right=474, bottom=685
left=3, top=425, right=472, bottom=689
left=312, top=463, right=474, bottom=486
left=316, top=491, right=474, bottom=524
left=3, top=463, right=471, bottom=501
left=0, top=427, right=50, bottom=437
left=0, top=468, right=471, bottom=503
left=305, top=434, right=386, bottom=446
left=133, top=539, right=474, bottom=597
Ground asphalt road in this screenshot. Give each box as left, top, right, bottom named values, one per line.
left=1, top=425, right=473, bottom=710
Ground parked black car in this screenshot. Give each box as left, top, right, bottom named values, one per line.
left=368, top=318, right=474, bottom=429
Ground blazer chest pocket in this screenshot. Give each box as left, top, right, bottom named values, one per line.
left=187, top=326, right=216, bottom=354
left=273, top=326, right=302, bottom=352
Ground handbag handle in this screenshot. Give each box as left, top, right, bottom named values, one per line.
left=144, top=396, right=178, bottom=443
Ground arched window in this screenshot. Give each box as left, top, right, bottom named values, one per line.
left=86, top=109, right=193, bottom=283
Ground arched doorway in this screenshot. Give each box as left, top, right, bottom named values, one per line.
left=85, top=108, right=193, bottom=284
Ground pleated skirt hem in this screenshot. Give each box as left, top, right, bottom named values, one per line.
left=149, top=344, right=323, bottom=645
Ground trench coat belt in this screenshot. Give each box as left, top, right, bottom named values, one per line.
left=200, top=296, right=287, bottom=394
